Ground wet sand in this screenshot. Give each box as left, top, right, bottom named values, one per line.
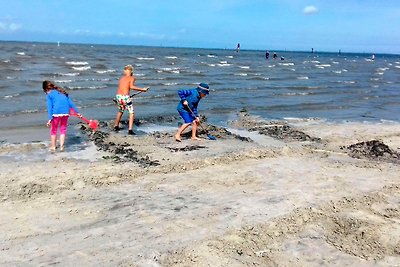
left=0, top=112, right=400, bottom=266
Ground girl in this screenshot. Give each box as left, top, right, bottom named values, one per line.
left=43, top=80, right=80, bottom=152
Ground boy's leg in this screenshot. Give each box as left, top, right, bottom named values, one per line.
left=128, top=112, right=134, bottom=132
left=175, top=123, right=190, bottom=141
left=115, top=112, right=123, bottom=130
left=191, top=121, right=200, bottom=140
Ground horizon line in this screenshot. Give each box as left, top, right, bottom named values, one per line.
left=1, top=39, right=398, bottom=56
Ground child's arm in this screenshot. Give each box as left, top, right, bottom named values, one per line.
left=178, top=89, right=192, bottom=102
left=67, top=97, right=80, bottom=115
left=129, top=77, right=148, bottom=92
left=46, top=94, right=53, bottom=121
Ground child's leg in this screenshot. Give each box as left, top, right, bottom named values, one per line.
left=128, top=112, right=134, bottom=131
left=191, top=121, right=200, bottom=140
left=115, top=112, right=123, bottom=130
left=59, top=116, right=69, bottom=151
left=175, top=123, right=190, bottom=141
left=50, top=117, right=59, bottom=150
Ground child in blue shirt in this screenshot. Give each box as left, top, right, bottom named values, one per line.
left=43, top=80, right=80, bottom=152
left=175, top=83, right=210, bottom=142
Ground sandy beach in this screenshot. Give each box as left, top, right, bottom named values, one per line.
left=1, top=112, right=400, bottom=266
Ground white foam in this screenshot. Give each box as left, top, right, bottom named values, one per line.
left=16, top=52, right=25, bottom=56
left=3, top=94, right=20, bottom=99
left=165, top=56, right=178, bottom=59
left=235, top=73, right=248, bottom=76
left=163, top=82, right=178, bottom=86
left=297, top=76, right=309, bottom=80
left=137, top=57, right=155, bottom=60
left=72, top=66, right=91, bottom=71
left=54, top=79, right=73, bottom=83
left=58, top=72, right=80, bottom=76
left=332, top=70, right=342, bottom=74
left=279, top=63, right=295, bottom=66
left=66, top=61, right=89, bottom=66
left=96, top=69, right=116, bottom=74
left=207, top=54, right=217, bottom=58
left=239, top=66, right=250, bottom=69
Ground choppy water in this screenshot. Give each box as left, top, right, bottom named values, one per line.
left=0, top=41, right=399, bottom=143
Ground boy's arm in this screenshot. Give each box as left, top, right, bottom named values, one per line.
left=178, top=89, right=192, bottom=102
left=129, top=77, right=148, bottom=92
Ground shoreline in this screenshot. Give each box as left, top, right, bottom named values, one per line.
left=1, top=113, right=400, bottom=266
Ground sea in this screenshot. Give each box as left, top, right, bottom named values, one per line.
left=0, top=41, right=399, bottom=144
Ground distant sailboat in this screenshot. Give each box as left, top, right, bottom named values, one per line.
left=57, top=41, right=60, bottom=47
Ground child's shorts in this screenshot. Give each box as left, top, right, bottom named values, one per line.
left=179, top=110, right=195, bottom=123
left=116, top=94, right=134, bottom=114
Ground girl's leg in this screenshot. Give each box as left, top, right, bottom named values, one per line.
left=175, top=123, right=190, bottom=142
left=59, top=116, right=69, bottom=151
left=50, top=117, right=59, bottom=151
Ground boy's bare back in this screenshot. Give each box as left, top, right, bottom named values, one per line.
left=117, top=75, right=135, bottom=95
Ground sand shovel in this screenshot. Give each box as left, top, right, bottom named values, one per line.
left=113, top=87, right=150, bottom=104
left=186, top=105, right=216, bottom=140
left=69, top=108, right=99, bottom=131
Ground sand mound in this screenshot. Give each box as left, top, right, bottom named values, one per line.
left=342, top=140, right=400, bottom=164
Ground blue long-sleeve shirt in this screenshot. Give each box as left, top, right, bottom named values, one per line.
left=177, top=88, right=201, bottom=116
left=46, top=89, right=79, bottom=120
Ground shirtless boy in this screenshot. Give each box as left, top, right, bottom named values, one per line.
left=114, top=64, right=149, bottom=135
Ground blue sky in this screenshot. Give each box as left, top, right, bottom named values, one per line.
left=0, top=0, right=399, bottom=54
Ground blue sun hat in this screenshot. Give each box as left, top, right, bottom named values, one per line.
left=197, top=83, right=210, bottom=95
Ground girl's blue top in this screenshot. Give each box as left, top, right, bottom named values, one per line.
left=176, top=88, right=201, bottom=116
left=46, top=89, right=79, bottom=120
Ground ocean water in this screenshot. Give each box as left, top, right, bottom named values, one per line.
left=0, top=41, right=399, bottom=143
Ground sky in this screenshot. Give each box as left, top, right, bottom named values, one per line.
left=0, top=0, right=399, bottom=54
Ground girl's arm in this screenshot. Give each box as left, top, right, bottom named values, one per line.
left=46, top=94, right=53, bottom=121
left=67, top=97, right=79, bottom=114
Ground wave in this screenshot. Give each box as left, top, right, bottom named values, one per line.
left=95, top=69, right=116, bottom=74
left=279, top=63, right=295, bottom=66
left=54, top=79, right=73, bottom=83
left=165, top=56, right=178, bottom=59
left=66, top=61, right=89, bottom=66
left=239, top=66, right=250, bottom=69
left=3, top=93, right=20, bottom=99
left=137, top=57, right=155, bottom=60
left=57, top=72, right=80, bottom=76
left=16, top=52, right=26, bottom=56
left=72, top=66, right=91, bottom=71
left=297, top=76, right=309, bottom=80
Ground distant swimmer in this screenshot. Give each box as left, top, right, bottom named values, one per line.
left=265, top=50, right=270, bottom=59
left=280, top=56, right=285, bottom=60
left=273, top=52, right=277, bottom=59
left=236, top=43, right=240, bottom=53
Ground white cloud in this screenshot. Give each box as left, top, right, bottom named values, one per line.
left=303, top=5, right=318, bottom=15
left=0, top=21, right=22, bottom=32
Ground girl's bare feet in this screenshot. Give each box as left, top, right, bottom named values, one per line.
left=175, top=134, right=182, bottom=142
left=49, top=147, right=56, bottom=153
left=191, top=136, right=201, bottom=141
